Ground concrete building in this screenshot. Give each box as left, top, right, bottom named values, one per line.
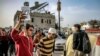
left=14, top=1, right=56, bottom=29
left=30, top=12, right=55, bottom=29
left=14, top=11, right=56, bottom=29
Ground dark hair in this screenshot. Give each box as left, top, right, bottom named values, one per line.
left=19, top=25, right=24, bottom=31
left=26, top=23, right=34, bottom=30
left=2, top=28, right=5, bottom=32
left=34, top=30, right=42, bottom=35
left=74, top=24, right=81, bottom=30
left=41, top=32, right=45, bottom=37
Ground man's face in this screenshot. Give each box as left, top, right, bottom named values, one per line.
left=75, top=27, right=78, bottom=32
left=48, top=33, right=55, bottom=38
left=27, top=27, right=34, bottom=37
left=72, top=27, right=78, bottom=32
left=36, top=32, right=42, bottom=37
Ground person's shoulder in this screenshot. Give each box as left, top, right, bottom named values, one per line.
left=76, top=30, right=85, bottom=34
left=42, top=37, right=47, bottom=40
left=41, top=37, right=49, bottom=41
left=40, top=37, right=46, bottom=42
left=73, top=32, right=78, bottom=35
left=80, top=30, right=87, bottom=34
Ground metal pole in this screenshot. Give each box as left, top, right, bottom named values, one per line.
left=58, top=11, right=60, bottom=32
left=57, top=0, right=61, bottom=33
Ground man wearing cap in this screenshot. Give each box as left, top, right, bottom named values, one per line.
left=37, top=28, right=56, bottom=56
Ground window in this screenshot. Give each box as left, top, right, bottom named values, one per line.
left=47, top=20, right=48, bottom=24
left=49, top=20, right=51, bottom=24
left=41, top=19, right=44, bottom=23
left=31, top=18, right=34, bottom=22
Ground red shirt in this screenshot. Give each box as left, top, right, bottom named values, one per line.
left=11, top=29, right=34, bottom=56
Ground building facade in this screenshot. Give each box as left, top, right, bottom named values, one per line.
left=30, top=12, right=55, bottom=29
left=14, top=11, right=56, bottom=29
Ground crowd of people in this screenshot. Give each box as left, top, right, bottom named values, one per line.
left=0, top=13, right=100, bottom=56
left=0, top=13, right=57, bottom=56
left=0, top=27, right=15, bottom=56
left=0, top=25, right=56, bottom=56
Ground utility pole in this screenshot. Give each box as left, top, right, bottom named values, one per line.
left=57, top=0, right=61, bottom=33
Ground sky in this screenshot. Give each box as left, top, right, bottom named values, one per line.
left=0, top=0, right=100, bottom=28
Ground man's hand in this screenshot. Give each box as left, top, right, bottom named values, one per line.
left=18, top=12, right=26, bottom=22
left=14, top=12, right=26, bottom=31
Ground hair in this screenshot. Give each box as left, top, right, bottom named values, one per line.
left=74, top=24, right=81, bottom=30
left=2, top=28, right=5, bottom=32
left=19, top=25, right=24, bottom=31
left=41, top=32, right=45, bottom=37
left=26, top=23, right=34, bottom=30
left=34, top=30, right=42, bottom=34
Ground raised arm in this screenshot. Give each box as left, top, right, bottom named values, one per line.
left=11, top=21, right=21, bottom=41
left=11, top=13, right=26, bottom=41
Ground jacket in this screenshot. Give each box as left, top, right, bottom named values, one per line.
left=11, top=29, right=34, bottom=56
left=73, top=30, right=84, bottom=51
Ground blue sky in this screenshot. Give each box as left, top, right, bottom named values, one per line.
left=0, top=0, right=100, bottom=27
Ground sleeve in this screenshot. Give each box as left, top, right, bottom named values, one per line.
left=10, top=29, right=21, bottom=42
left=37, top=39, right=44, bottom=48
left=33, top=36, right=38, bottom=43
left=84, top=32, right=89, bottom=40
left=73, top=33, right=78, bottom=49
left=33, top=36, right=37, bottom=47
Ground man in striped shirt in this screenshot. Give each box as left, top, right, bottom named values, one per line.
left=37, top=28, right=57, bottom=56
